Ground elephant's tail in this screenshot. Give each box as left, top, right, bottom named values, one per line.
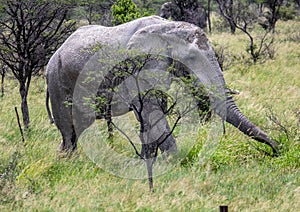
left=46, top=87, right=54, bottom=124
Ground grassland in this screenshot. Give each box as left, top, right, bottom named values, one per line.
left=0, top=20, right=299, bottom=211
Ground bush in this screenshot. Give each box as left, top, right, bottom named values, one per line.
left=111, top=0, right=142, bottom=25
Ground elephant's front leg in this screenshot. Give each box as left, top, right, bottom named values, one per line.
left=132, top=96, right=178, bottom=190
left=132, top=97, right=177, bottom=157
left=142, top=142, right=157, bottom=192
left=135, top=107, right=159, bottom=192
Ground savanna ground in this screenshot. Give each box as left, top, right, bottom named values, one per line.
left=0, top=20, right=300, bottom=211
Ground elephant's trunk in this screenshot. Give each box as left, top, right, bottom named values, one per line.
left=223, top=96, right=278, bottom=154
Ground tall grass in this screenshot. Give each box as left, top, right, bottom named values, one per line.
left=0, top=20, right=299, bottom=211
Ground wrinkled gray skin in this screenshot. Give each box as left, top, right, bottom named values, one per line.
left=46, top=16, right=278, bottom=157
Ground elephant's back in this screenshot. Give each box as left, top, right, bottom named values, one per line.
left=47, top=16, right=170, bottom=79
left=65, top=15, right=168, bottom=51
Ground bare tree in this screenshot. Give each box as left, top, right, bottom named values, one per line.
left=215, top=0, right=277, bottom=63
left=0, top=0, right=76, bottom=128
left=216, top=0, right=284, bottom=33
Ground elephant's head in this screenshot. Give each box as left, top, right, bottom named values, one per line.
left=126, top=20, right=278, bottom=154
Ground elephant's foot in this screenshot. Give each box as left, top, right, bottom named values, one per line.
left=140, top=140, right=178, bottom=161
left=57, top=141, right=77, bottom=158
left=159, top=135, right=178, bottom=156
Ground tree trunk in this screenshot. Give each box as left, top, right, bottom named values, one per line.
left=229, top=20, right=236, bottom=34
left=216, top=0, right=236, bottom=34
left=207, top=0, right=212, bottom=33
left=88, top=5, right=92, bottom=25
left=19, top=76, right=31, bottom=128
left=228, top=0, right=236, bottom=34
left=1, top=70, right=4, bottom=97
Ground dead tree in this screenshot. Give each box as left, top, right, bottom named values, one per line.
left=264, top=0, right=283, bottom=32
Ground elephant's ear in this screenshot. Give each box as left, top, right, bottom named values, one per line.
left=126, top=21, right=226, bottom=104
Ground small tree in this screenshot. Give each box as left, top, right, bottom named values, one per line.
left=215, top=0, right=277, bottom=63
left=0, top=0, right=76, bottom=128
left=111, top=0, right=142, bottom=25
left=96, top=55, right=201, bottom=191
left=77, top=46, right=205, bottom=190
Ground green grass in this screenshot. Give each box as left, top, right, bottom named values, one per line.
left=1, top=20, right=300, bottom=211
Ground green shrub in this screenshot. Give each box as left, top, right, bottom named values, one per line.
left=111, top=0, right=142, bottom=25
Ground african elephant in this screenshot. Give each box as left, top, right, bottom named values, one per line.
left=46, top=15, right=278, bottom=158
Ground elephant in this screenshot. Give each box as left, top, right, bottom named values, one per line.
left=46, top=15, right=278, bottom=189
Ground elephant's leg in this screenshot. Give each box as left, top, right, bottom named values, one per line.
left=135, top=105, right=158, bottom=192
left=156, top=121, right=177, bottom=155
left=150, top=93, right=177, bottom=154
left=58, top=123, right=77, bottom=152
left=133, top=99, right=176, bottom=192
left=143, top=142, right=156, bottom=192
left=132, top=97, right=177, bottom=157
left=57, top=107, right=96, bottom=153
left=50, top=91, right=77, bottom=152
left=151, top=95, right=177, bottom=155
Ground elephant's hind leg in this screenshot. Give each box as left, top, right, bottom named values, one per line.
left=54, top=104, right=78, bottom=153
left=49, top=85, right=78, bottom=153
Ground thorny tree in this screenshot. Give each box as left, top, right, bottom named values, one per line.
left=0, top=0, right=76, bottom=128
